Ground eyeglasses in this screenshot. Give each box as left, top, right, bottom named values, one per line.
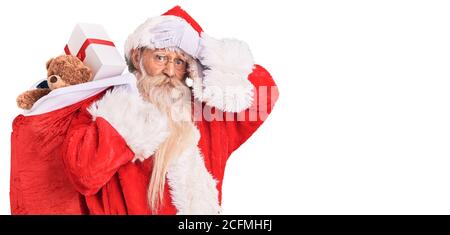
left=151, top=52, right=187, bottom=71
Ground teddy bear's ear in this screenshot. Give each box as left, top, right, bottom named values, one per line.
left=46, top=58, right=54, bottom=70
left=81, top=67, right=93, bottom=82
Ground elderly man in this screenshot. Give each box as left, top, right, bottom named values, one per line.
left=10, top=6, right=278, bottom=215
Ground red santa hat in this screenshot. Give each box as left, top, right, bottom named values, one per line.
left=124, top=6, right=255, bottom=113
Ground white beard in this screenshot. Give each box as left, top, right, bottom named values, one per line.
left=135, top=63, right=220, bottom=215
left=136, top=72, right=198, bottom=163
left=137, top=73, right=191, bottom=117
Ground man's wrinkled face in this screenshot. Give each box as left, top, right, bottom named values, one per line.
left=134, top=48, right=188, bottom=80
left=134, top=48, right=193, bottom=121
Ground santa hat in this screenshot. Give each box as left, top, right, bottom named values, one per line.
left=124, top=6, right=255, bottom=113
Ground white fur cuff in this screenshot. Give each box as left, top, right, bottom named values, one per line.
left=193, top=35, right=256, bottom=113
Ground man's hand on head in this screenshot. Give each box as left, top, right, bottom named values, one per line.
left=149, top=18, right=201, bottom=58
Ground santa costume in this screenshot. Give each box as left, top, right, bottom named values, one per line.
left=10, top=6, right=279, bottom=214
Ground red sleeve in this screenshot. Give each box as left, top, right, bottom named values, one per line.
left=225, top=64, right=279, bottom=156
left=62, top=112, right=134, bottom=196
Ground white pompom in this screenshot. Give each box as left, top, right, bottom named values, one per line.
left=185, top=77, right=194, bottom=87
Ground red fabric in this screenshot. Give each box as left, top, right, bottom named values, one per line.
left=64, top=39, right=116, bottom=62
left=196, top=65, right=279, bottom=202
left=10, top=92, right=105, bottom=214
left=10, top=65, right=278, bottom=214
left=163, top=6, right=203, bottom=35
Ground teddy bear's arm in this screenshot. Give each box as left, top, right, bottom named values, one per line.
left=16, top=88, right=51, bottom=110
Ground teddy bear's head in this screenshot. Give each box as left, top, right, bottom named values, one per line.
left=46, top=55, right=93, bottom=89
left=16, top=55, right=93, bottom=110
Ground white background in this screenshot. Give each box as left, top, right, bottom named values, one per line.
left=0, top=0, right=450, bottom=215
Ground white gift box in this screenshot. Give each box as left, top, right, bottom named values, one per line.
left=64, top=23, right=126, bottom=80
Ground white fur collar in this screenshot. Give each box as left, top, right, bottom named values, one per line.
left=166, top=128, right=221, bottom=215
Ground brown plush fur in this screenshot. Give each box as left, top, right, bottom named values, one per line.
left=16, top=88, right=52, bottom=110
left=17, top=55, right=93, bottom=110
left=46, top=55, right=92, bottom=86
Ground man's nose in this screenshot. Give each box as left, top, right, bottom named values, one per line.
left=163, top=62, right=175, bottom=78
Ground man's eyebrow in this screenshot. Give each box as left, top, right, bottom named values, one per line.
left=175, top=53, right=188, bottom=61
left=155, top=52, right=187, bottom=61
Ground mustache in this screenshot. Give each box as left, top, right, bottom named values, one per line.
left=148, top=75, right=181, bottom=86
left=137, top=74, right=187, bottom=92
left=137, top=74, right=191, bottom=109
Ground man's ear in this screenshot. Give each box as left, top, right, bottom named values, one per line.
left=131, top=49, right=141, bottom=73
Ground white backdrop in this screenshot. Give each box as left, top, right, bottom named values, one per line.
left=1, top=0, right=450, bottom=215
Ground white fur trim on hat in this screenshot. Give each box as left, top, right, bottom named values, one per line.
left=88, top=86, right=169, bottom=161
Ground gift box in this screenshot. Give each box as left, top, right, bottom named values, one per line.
left=64, top=23, right=126, bottom=80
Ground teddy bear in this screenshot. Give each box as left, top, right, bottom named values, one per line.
left=16, top=55, right=93, bottom=110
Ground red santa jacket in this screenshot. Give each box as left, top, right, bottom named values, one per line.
left=10, top=65, right=278, bottom=214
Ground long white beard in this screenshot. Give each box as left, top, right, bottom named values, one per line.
left=136, top=70, right=198, bottom=211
